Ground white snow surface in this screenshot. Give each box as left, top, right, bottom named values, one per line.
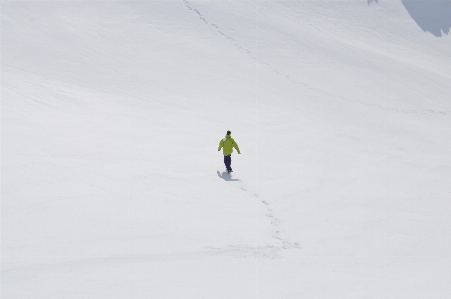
left=2, top=0, right=451, bottom=298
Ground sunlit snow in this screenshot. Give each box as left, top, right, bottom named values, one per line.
left=2, top=1, right=451, bottom=298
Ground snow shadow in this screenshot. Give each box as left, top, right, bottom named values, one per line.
left=401, top=0, right=451, bottom=37
left=217, top=171, right=240, bottom=182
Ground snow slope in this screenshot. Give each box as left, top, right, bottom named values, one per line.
left=2, top=1, right=451, bottom=298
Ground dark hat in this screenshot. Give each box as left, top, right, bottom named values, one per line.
left=226, top=130, right=231, bottom=135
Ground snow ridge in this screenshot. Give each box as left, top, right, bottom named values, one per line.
left=182, top=0, right=451, bottom=117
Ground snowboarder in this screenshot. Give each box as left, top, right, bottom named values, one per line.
left=218, top=130, right=241, bottom=174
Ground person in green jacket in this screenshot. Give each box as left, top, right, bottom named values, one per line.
left=218, top=130, right=241, bottom=174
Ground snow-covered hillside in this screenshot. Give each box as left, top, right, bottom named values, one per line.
left=2, top=1, right=451, bottom=298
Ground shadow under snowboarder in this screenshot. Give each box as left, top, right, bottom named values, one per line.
left=217, top=170, right=240, bottom=182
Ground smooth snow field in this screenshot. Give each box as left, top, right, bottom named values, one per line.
left=2, top=1, right=451, bottom=298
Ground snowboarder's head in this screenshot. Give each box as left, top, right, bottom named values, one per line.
left=226, top=130, right=231, bottom=135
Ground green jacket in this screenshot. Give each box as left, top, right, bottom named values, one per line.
left=218, top=135, right=240, bottom=156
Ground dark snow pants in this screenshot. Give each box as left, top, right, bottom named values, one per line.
left=224, top=155, right=232, bottom=172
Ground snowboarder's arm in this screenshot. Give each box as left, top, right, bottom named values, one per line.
left=218, top=140, right=223, bottom=151
left=233, top=141, right=241, bottom=154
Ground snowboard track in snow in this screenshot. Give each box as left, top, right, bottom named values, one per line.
left=216, top=172, right=300, bottom=259
left=182, top=0, right=451, bottom=117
